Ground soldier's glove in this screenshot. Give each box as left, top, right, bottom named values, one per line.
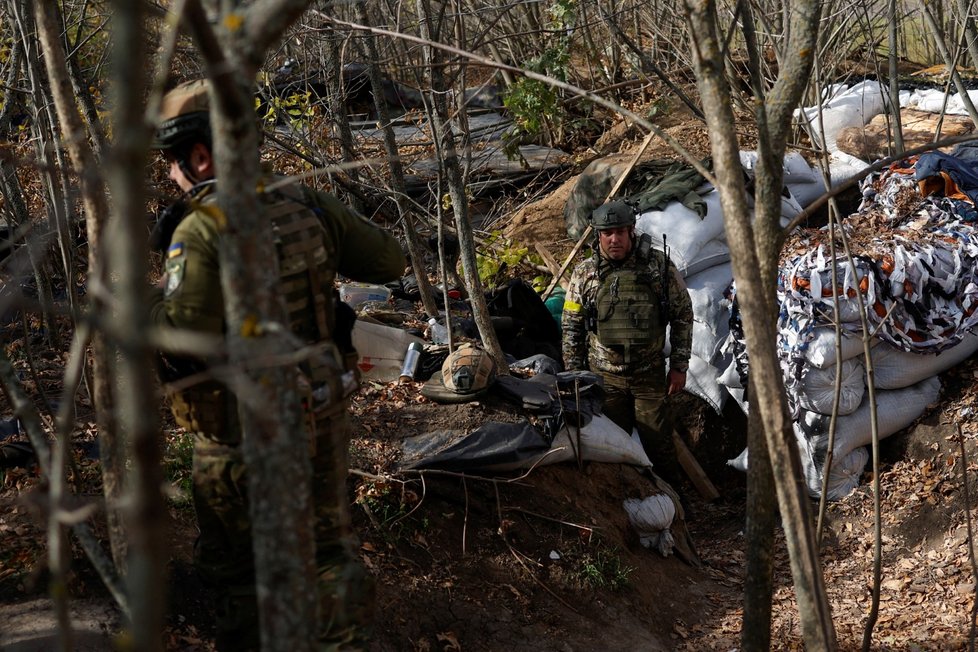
left=149, top=200, right=188, bottom=253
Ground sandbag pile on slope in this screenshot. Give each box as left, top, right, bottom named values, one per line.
left=630, top=154, right=814, bottom=413
left=725, top=148, right=978, bottom=498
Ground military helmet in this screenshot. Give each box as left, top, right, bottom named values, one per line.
left=153, top=80, right=211, bottom=151
left=591, top=200, right=636, bottom=231
left=441, top=343, right=496, bottom=394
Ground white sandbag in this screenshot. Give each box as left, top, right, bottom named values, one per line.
left=804, top=326, right=869, bottom=369
left=729, top=437, right=868, bottom=500
left=797, top=375, right=941, bottom=463
left=624, top=495, right=676, bottom=557
left=679, top=238, right=730, bottom=278
left=828, top=151, right=869, bottom=186
left=871, top=332, right=978, bottom=389
left=636, top=195, right=727, bottom=269
left=686, top=262, right=733, bottom=363
left=718, top=358, right=742, bottom=389
left=684, top=353, right=727, bottom=413
left=909, top=88, right=978, bottom=116
left=797, top=80, right=886, bottom=152
left=796, top=358, right=865, bottom=415
left=740, top=150, right=827, bottom=209
left=547, top=414, right=653, bottom=468
left=726, top=386, right=748, bottom=415
left=824, top=446, right=869, bottom=501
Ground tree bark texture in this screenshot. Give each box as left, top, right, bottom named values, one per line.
left=107, top=2, right=166, bottom=650
left=681, top=0, right=837, bottom=648
left=29, top=0, right=125, bottom=571
left=183, top=3, right=321, bottom=649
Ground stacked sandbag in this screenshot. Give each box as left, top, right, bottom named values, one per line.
left=725, top=146, right=978, bottom=499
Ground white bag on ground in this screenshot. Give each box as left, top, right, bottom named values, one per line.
left=798, top=375, right=940, bottom=463
left=624, top=495, right=676, bottom=557
left=796, top=80, right=886, bottom=153
left=804, top=326, right=868, bottom=369
left=546, top=414, right=653, bottom=468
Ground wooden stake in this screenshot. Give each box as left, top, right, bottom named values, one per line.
left=673, top=431, right=720, bottom=501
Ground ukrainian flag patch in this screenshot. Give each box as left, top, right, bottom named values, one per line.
left=167, top=242, right=184, bottom=258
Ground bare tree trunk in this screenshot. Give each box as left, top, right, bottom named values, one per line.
left=742, top=383, right=776, bottom=652
left=181, top=2, right=324, bottom=648
left=681, top=0, right=836, bottom=648
left=29, top=0, right=124, bottom=571
left=106, top=2, right=165, bottom=649
left=415, top=0, right=509, bottom=371
left=321, top=24, right=364, bottom=213
left=352, top=1, right=439, bottom=319
left=887, top=0, right=904, bottom=155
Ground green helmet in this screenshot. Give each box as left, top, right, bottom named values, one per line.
left=591, top=201, right=636, bottom=231
left=152, top=80, right=211, bottom=151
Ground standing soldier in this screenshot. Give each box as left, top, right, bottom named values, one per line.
left=149, top=79, right=405, bottom=650
left=561, top=200, right=693, bottom=489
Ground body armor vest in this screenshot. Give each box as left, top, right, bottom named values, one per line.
left=264, top=187, right=348, bottom=413
left=168, top=185, right=346, bottom=437
left=592, top=251, right=664, bottom=363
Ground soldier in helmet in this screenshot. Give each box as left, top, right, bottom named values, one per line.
left=148, top=79, right=405, bottom=650
left=561, top=200, right=693, bottom=489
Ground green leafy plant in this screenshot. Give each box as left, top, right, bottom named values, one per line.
left=475, top=231, right=546, bottom=289
left=355, top=479, right=423, bottom=546
left=502, top=0, right=576, bottom=160
left=577, top=544, right=633, bottom=590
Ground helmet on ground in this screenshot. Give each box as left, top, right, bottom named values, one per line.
left=153, top=79, right=211, bottom=151
left=591, top=200, right=636, bottom=231
left=441, top=343, right=496, bottom=394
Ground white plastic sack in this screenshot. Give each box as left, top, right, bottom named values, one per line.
left=728, top=438, right=868, bottom=500
left=686, top=262, right=733, bottom=364
left=797, top=80, right=886, bottom=152
left=871, top=332, right=978, bottom=390
left=624, top=495, right=677, bottom=557
left=798, top=375, right=941, bottom=463
left=804, top=327, right=868, bottom=369
left=796, top=358, right=865, bottom=416
left=823, top=446, right=869, bottom=501
left=547, top=414, right=653, bottom=468
left=684, top=353, right=727, bottom=413
left=909, top=88, right=978, bottom=116
left=679, top=237, right=730, bottom=278
left=636, top=200, right=725, bottom=273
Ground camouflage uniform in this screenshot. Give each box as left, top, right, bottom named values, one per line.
left=561, top=243, right=693, bottom=485
left=150, top=181, right=404, bottom=650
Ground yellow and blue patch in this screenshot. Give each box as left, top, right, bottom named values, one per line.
left=164, top=242, right=186, bottom=297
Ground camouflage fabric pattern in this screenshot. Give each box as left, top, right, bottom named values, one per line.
left=561, top=242, right=692, bottom=487
left=150, top=179, right=404, bottom=650
left=562, top=246, right=693, bottom=376
left=599, top=367, right=681, bottom=487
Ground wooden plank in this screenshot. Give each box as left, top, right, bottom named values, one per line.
left=534, top=243, right=569, bottom=291
left=673, top=431, right=720, bottom=501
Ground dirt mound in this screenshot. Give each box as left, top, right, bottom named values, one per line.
left=502, top=115, right=716, bottom=252
left=348, top=388, right=726, bottom=650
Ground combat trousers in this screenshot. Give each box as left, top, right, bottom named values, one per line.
left=190, top=404, right=373, bottom=651
left=597, top=366, right=682, bottom=488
